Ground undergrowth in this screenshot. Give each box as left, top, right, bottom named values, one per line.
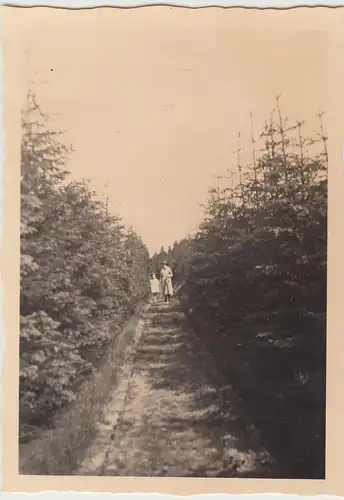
left=19, top=302, right=148, bottom=475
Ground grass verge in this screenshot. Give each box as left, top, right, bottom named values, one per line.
left=19, top=300, right=150, bottom=475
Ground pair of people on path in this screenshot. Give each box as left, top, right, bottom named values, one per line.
left=150, top=261, right=173, bottom=304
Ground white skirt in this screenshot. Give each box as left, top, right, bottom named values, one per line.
left=150, top=280, right=160, bottom=294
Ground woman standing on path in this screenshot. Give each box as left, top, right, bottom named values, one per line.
left=149, top=273, right=160, bottom=304
left=160, top=261, right=173, bottom=304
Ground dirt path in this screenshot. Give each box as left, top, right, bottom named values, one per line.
left=79, top=297, right=278, bottom=478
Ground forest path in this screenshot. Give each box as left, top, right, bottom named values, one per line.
left=79, top=296, right=277, bottom=477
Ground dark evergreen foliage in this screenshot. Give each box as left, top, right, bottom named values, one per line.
left=20, top=93, right=150, bottom=441
left=172, top=99, right=327, bottom=478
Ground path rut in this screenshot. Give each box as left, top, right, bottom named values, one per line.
left=79, top=297, right=278, bottom=477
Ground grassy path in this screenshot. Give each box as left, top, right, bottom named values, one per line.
left=79, top=296, right=278, bottom=477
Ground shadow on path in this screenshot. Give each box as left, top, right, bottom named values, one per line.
left=103, top=298, right=279, bottom=478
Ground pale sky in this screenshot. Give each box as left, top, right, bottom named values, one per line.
left=15, top=7, right=328, bottom=254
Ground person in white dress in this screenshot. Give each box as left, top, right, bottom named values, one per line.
left=160, top=261, right=173, bottom=304
left=149, top=273, right=160, bottom=304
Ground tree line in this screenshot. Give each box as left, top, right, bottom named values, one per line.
left=171, top=96, right=327, bottom=478
left=150, top=239, right=194, bottom=282
left=20, top=93, right=150, bottom=443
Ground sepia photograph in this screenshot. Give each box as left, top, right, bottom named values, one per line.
left=2, top=4, right=339, bottom=490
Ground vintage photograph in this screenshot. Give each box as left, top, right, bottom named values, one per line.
left=17, top=7, right=327, bottom=480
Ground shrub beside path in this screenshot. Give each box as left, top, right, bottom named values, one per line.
left=79, top=296, right=278, bottom=478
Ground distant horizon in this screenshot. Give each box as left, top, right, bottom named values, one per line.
left=89, top=184, right=198, bottom=256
